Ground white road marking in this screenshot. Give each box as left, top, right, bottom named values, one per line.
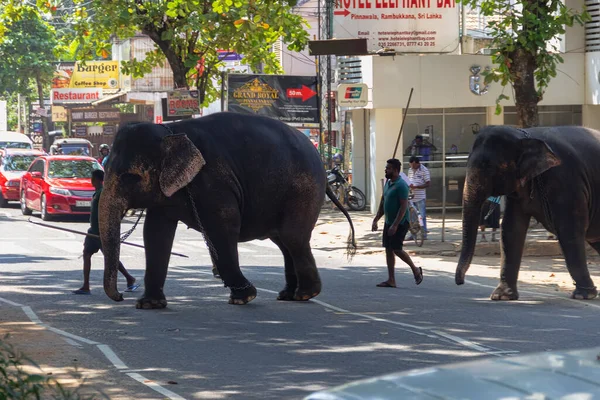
left=126, top=373, right=187, bottom=400
left=0, top=296, right=186, bottom=399
left=41, top=240, right=82, bottom=254
left=97, top=344, right=128, bottom=370
left=0, top=242, right=33, bottom=254
left=185, top=268, right=508, bottom=357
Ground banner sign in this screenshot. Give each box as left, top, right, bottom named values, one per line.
left=167, top=90, right=199, bottom=117
left=71, top=108, right=121, bottom=123
left=227, top=74, right=319, bottom=125
left=51, top=88, right=103, bottom=104
left=333, top=0, right=459, bottom=53
left=103, top=125, right=116, bottom=135
left=52, top=61, right=120, bottom=89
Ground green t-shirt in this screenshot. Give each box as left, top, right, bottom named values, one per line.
left=89, top=185, right=102, bottom=235
left=383, top=178, right=409, bottom=226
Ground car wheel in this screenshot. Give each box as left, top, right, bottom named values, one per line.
left=41, top=194, right=51, bottom=221
left=0, top=193, right=7, bottom=208
left=20, top=190, right=32, bottom=215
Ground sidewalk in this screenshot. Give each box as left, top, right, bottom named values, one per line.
left=312, top=207, right=598, bottom=258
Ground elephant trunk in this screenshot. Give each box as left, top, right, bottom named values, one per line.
left=455, top=169, right=488, bottom=285
left=99, top=177, right=127, bottom=302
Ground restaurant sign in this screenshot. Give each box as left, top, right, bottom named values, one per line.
left=51, top=88, right=103, bottom=104
left=52, top=61, right=120, bottom=89
left=71, top=108, right=121, bottom=123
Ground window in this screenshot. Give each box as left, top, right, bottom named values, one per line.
left=29, top=160, right=45, bottom=174
left=504, top=105, right=582, bottom=126
left=2, top=155, right=38, bottom=172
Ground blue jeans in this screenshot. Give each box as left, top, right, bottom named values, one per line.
left=413, top=199, right=427, bottom=235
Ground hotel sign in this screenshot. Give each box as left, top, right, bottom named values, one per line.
left=333, top=0, right=460, bottom=53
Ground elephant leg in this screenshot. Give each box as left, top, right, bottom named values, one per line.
left=271, top=237, right=297, bottom=301
left=205, top=214, right=256, bottom=305
left=137, top=209, right=178, bottom=310
left=277, top=234, right=321, bottom=301
left=559, top=236, right=597, bottom=300
left=492, top=199, right=530, bottom=301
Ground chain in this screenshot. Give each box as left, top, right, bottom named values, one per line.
left=186, top=186, right=219, bottom=261
left=120, top=209, right=145, bottom=243
left=228, top=282, right=254, bottom=291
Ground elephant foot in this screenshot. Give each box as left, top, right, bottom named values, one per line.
left=277, top=284, right=297, bottom=301
left=229, top=283, right=257, bottom=305
left=490, top=282, right=519, bottom=301
left=136, top=296, right=168, bottom=310
left=571, top=286, right=598, bottom=300
left=293, top=283, right=321, bottom=301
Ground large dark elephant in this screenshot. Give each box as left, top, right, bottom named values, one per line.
left=455, top=125, right=600, bottom=301
left=98, top=112, right=356, bottom=309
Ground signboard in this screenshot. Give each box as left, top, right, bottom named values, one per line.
left=166, top=90, right=199, bottom=117
left=71, top=108, right=121, bottom=123
left=0, top=100, right=6, bottom=131
left=227, top=74, right=319, bottom=126
left=74, top=126, right=88, bottom=137
left=337, top=83, right=369, bottom=107
left=51, top=88, right=103, bottom=104
left=333, top=0, right=459, bottom=53
left=217, top=50, right=243, bottom=61
left=52, top=61, right=120, bottom=89
left=51, top=106, right=68, bottom=122
left=103, top=125, right=116, bottom=135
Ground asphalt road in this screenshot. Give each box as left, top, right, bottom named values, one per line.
left=1, top=204, right=599, bottom=399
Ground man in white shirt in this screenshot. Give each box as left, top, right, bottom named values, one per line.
left=407, top=156, right=431, bottom=238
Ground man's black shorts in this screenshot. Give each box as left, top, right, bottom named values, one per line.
left=382, top=221, right=410, bottom=250
left=83, top=235, right=102, bottom=255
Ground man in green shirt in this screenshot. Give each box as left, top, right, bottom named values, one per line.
left=73, top=169, right=139, bottom=295
left=372, top=158, right=423, bottom=288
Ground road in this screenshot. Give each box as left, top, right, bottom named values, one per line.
left=1, top=204, right=599, bottom=399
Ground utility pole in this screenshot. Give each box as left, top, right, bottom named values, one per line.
left=318, top=0, right=333, bottom=168
left=17, top=93, right=22, bottom=132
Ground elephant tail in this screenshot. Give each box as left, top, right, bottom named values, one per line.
left=325, top=185, right=357, bottom=259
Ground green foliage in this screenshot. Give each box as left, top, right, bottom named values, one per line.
left=0, top=334, right=95, bottom=399
left=460, top=0, right=590, bottom=114
left=34, top=0, right=311, bottom=106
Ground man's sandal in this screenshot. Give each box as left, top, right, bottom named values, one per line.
left=415, top=268, right=423, bottom=285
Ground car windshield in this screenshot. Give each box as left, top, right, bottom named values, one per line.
left=47, top=160, right=101, bottom=179
left=2, top=155, right=37, bottom=172
left=0, top=141, right=32, bottom=149
left=60, top=145, right=90, bottom=156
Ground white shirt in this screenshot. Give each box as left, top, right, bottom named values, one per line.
left=408, top=165, right=430, bottom=201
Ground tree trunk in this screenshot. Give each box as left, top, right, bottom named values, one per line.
left=142, top=27, right=189, bottom=89
left=35, top=74, right=49, bottom=151
left=510, top=48, right=539, bottom=128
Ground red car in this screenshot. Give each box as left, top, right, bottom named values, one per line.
left=0, top=148, right=46, bottom=207
left=20, top=155, right=103, bottom=220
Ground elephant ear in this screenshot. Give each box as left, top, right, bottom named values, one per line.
left=517, top=138, right=561, bottom=187
left=159, top=133, right=206, bottom=197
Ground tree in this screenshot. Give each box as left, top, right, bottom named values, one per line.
left=0, top=5, right=59, bottom=149
left=48, top=0, right=310, bottom=106
left=461, top=0, right=590, bottom=127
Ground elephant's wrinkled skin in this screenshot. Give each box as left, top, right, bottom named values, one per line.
left=456, top=125, right=600, bottom=301
left=98, top=112, right=356, bottom=309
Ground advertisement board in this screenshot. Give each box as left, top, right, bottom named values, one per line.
left=166, top=90, right=199, bottom=117
left=333, top=0, right=459, bottom=53
left=52, top=61, right=120, bottom=89
left=227, top=74, right=319, bottom=126
left=51, top=106, right=68, bottom=122
left=337, top=83, right=369, bottom=107
left=51, top=88, right=103, bottom=104
left=71, top=108, right=121, bottom=123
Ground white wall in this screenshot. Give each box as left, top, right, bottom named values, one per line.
left=370, top=54, right=585, bottom=109
left=349, top=110, right=369, bottom=198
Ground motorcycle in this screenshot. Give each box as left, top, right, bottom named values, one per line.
left=326, top=165, right=367, bottom=211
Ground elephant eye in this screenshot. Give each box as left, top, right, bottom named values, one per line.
left=120, top=173, right=142, bottom=186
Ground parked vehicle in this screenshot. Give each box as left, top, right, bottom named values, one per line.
left=50, top=138, right=93, bottom=157
left=20, top=155, right=102, bottom=220
left=0, top=131, right=33, bottom=150
left=326, top=165, right=367, bottom=211
left=0, top=149, right=45, bottom=207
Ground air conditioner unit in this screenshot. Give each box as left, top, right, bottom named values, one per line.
left=477, top=48, right=494, bottom=55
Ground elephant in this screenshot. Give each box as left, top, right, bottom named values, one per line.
left=455, top=125, right=600, bottom=301
left=98, top=112, right=356, bottom=309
